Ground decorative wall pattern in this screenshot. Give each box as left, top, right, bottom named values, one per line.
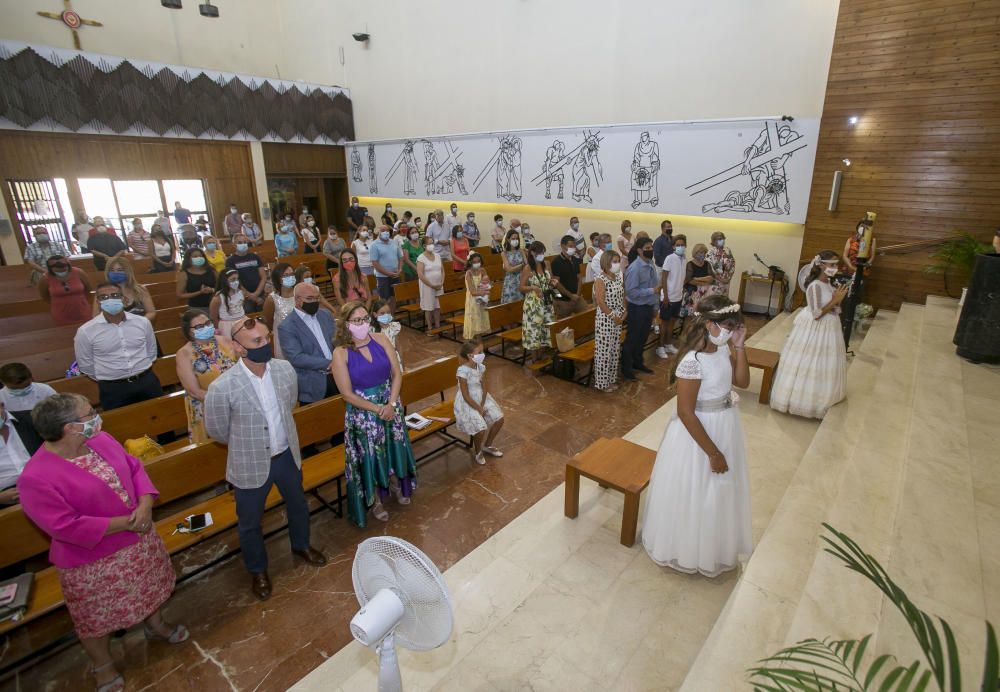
left=0, top=40, right=353, bottom=144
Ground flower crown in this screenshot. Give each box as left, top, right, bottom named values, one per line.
left=811, top=254, right=840, bottom=266
left=693, top=302, right=741, bottom=317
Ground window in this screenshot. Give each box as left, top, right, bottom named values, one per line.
left=5, top=179, right=71, bottom=248
left=77, top=177, right=210, bottom=242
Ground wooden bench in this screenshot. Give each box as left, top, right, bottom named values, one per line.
left=392, top=279, right=423, bottom=326
left=100, top=390, right=190, bottom=444
left=439, top=283, right=505, bottom=339
left=400, top=355, right=463, bottom=460
left=745, top=346, right=780, bottom=404
left=47, top=355, right=182, bottom=406
left=565, top=437, right=656, bottom=547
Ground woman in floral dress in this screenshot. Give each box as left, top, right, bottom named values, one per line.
left=706, top=231, right=736, bottom=298
left=175, top=309, right=239, bottom=443
left=519, top=241, right=556, bottom=363
left=500, top=229, right=526, bottom=303
left=331, top=301, right=417, bottom=527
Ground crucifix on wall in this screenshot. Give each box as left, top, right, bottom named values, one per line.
left=37, top=0, right=103, bottom=50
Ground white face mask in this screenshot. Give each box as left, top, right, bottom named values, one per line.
left=534, top=254, right=545, bottom=263
left=610, top=262, right=622, bottom=274
left=708, top=325, right=733, bottom=346
left=471, top=353, right=486, bottom=365
left=565, top=247, right=577, bottom=256
left=228, top=280, right=241, bottom=291
left=623, top=226, right=631, bottom=233
left=824, top=266, right=838, bottom=277
left=510, top=239, right=520, bottom=248
left=715, top=239, right=725, bottom=248
left=471, top=262, right=482, bottom=269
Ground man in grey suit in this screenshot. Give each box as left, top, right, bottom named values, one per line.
left=278, top=283, right=338, bottom=405
left=204, top=317, right=326, bottom=601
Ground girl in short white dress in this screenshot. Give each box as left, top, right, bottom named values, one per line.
left=770, top=250, right=848, bottom=419
left=454, top=341, right=505, bottom=466
left=642, top=294, right=753, bottom=577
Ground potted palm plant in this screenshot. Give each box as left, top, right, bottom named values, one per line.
left=924, top=234, right=992, bottom=305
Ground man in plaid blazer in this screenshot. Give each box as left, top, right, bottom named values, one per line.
left=204, top=318, right=326, bottom=601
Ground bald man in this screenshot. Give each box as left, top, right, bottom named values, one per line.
left=277, top=283, right=338, bottom=404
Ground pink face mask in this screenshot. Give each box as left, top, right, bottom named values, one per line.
left=347, top=322, right=370, bottom=340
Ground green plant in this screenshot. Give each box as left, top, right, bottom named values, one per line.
left=924, top=234, right=992, bottom=283
left=747, top=524, right=998, bottom=691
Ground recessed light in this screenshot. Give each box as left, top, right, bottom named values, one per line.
left=842, top=158, right=851, bottom=167
left=848, top=116, right=859, bottom=125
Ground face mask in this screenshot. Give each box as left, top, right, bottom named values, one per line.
left=302, top=208, right=308, bottom=214
left=424, top=244, right=434, bottom=252
left=53, top=269, right=69, bottom=279
left=376, top=313, right=393, bottom=325
left=360, top=231, right=369, bottom=239
left=352, top=202, right=359, bottom=208
left=510, top=239, right=520, bottom=248
left=7, top=384, right=33, bottom=397
left=190, top=256, right=206, bottom=267
left=604, top=242, right=613, bottom=251
left=380, top=231, right=390, bottom=241
left=467, top=216, right=475, bottom=223
left=243, top=342, right=273, bottom=364
left=824, top=266, right=839, bottom=277
left=496, top=220, right=503, bottom=228
left=522, top=228, right=531, bottom=235
left=565, top=247, right=576, bottom=256
left=229, top=280, right=241, bottom=290
left=642, top=249, right=654, bottom=259
left=715, top=239, right=725, bottom=248
left=348, top=322, right=370, bottom=340
left=96, top=225, right=107, bottom=232
left=451, top=207, right=458, bottom=214
left=409, top=233, right=420, bottom=241
left=108, top=270, right=127, bottom=284
left=206, top=243, right=217, bottom=251
left=230, top=207, right=238, bottom=213
left=308, top=221, right=315, bottom=227
left=303, top=277, right=314, bottom=284
left=695, top=254, right=706, bottom=262
left=343, top=259, right=357, bottom=270
left=571, top=222, right=579, bottom=231
left=301, top=301, right=320, bottom=315
left=456, top=231, right=464, bottom=239
left=386, top=206, right=392, bottom=212
left=534, top=254, right=545, bottom=263
left=36, top=234, right=49, bottom=243
left=610, top=262, right=622, bottom=274
left=675, top=246, right=686, bottom=257
left=76, top=414, right=103, bottom=439
left=623, top=227, right=631, bottom=234
left=100, top=298, right=124, bottom=315
left=471, top=353, right=486, bottom=365
left=193, top=325, right=215, bottom=341
left=281, top=275, right=296, bottom=288
left=471, top=262, right=482, bottom=269
left=236, top=243, right=248, bottom=252
left=708, top=326, right=733, bottom=346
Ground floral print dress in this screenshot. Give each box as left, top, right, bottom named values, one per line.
left=707, top=246, right=736, bottom=297
left=522, top=267, right=554, bottom=350
left=502, top=250, right=525, bottom=303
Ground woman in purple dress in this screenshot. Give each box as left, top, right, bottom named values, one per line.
left=330, top=301, right=417, bottom=526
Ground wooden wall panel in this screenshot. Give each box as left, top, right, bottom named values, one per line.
left=801, top=0, right=1000, bottom=310
left=0, top=132, right=259, bottom=260
left=262, top=143, right=346, bottom=176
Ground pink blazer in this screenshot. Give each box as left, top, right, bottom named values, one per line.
left=17, top=432, right=159, bottom=569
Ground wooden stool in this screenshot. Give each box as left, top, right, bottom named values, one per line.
left=746, top=346, right=780, bottom=404
left=565, top=437, right=656, bottom=546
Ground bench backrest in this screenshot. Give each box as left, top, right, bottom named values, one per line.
left=548, top=308, right=597, bottom=344
left=393, top=279, right=420, bottom=304
left=401, top=355, right=459, bottom=406
left=487, top=299, right=524, bottom=328
left=294, top=395, right=347, bottom=447
left=101, top=390, right=189, bottom=441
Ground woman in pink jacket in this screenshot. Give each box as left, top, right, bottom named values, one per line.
left=17, top=394, right=188, bottom=692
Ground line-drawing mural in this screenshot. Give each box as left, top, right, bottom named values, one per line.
left=630, top=131, right=660, bottom=209
left=474, top=135, right=523, bottom=202
left=350, top=148, right=363, bottom=183
left=367, top=144, right=377, bottom=194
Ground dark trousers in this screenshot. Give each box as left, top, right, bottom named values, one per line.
left=97, top=370, right=163, bottom=411
left=299, top=375, right=340, bottom=407
left=622, top=303, right=655, bottom=375
left=233, top=448, right=311, bottom=574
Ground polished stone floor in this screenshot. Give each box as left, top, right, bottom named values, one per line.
left=2, top=315, right=768, bottom=692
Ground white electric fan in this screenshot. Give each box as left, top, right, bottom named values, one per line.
left=350, top=536, right=454, bottom=692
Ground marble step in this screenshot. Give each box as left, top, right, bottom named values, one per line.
left=678, top=306, right=905, bottom=692
left=745, top=309, right=794, bottom=350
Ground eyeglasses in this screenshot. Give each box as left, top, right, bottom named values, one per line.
left=347, top=316, right=369, bottom=325
left=98, top=293, right=123, bottom=300
left=231, top=317, right=258, bottom=338
left=190, top=321, right=212, bottom=330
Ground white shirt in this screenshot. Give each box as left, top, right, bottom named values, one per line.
left=662, top=253, right=687, bottom=303
left=0, top=414, right=30, bottom=489
left=567, top=228, right=586, bottom=255
left=585, top=249, right=604, bottom=283
left=425, top=220, right=452, bottom=259
left=74, top=312, right=157, bottom=381
left=0, top=382, right=57, bottom=413
left=352, top=238, right=372, bottom=268
left=239, top=359, right=289, bottom=455
left=294, top=308, right=332, bottom=360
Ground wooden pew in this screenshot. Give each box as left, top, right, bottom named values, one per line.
left=433, top=284, right=505, bottom=339
left=100, top=390, right=189, bottom=443
left=47, top=355, right=181, bottom=406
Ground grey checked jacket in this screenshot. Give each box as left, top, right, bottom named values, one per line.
left=203, top=359, right=302, bottom=490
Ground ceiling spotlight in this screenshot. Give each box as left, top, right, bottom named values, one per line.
left=842, top=158, right=852, bottom=167
left=199, top=2, right=219, bottom=16
left=848, top=116, right=859, bottom=125
left=161, top=0, right=182, bottom=8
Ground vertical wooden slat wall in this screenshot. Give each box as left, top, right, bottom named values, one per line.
left=801, top=0, right=1000, bottom=309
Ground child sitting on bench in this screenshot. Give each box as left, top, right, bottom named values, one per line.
left=454, top=340, right=505, bottom=465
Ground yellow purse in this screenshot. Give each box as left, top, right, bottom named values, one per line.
left=124, top=436, right=165, bottom=461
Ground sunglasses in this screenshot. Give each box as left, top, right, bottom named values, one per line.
left=231, top=317, right=259, bottom=338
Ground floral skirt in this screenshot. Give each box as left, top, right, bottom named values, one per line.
left=58, top=531, right=175, bottom=639
left=344, top=382, right=418, bottom=527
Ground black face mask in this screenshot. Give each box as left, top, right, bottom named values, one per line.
left=301, top=301, right=320, bottom=316
left=243, top=343, right=273, bottom=364
left=642, top=249, right=654, bottom=259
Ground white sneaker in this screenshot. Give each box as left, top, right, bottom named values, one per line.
left=655, top=347, right=669, bottom=359
left=665, top=344, right=679, bottom=355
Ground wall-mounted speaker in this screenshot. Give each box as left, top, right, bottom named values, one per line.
left=828, top=170, right=843, bottom=211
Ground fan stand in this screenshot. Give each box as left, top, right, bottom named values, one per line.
left=375, top=631, right=403, bottom=692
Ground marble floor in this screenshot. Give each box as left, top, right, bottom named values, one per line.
left=3, top=315, right=769, bottom=691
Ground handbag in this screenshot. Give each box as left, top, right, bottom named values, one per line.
left=124, top=435, right=165, bottom=461
left=555, top=327, right=576, bottom=353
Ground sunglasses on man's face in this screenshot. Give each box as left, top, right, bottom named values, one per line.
left=231, top=317, right=259, bottom=339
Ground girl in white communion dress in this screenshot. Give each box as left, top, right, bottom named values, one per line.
left=642, top=294, right=753, bottom=577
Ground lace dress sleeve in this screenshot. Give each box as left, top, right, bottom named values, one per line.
left=675, top=353, right=703, bottom=380
left=806, top=281, right=826, bottom=319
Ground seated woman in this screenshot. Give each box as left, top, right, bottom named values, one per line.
left=202, top=236, right=227, bottom=273
left=175, top=247, right=216, bottom=310
left=322, top=226, right=347, bottom=274
left=38, top=254, right=92, bottom=326
left=209, top=269, right=247, bottom=338
left=96, top=257, right=157, bottom=322
left=175, top=309, right=238, bottom=443
left=18, top=393, right=188, bottom=692
left=330, top=301, right=416, bottom=527
left=333, top=248, right=371, bottom=307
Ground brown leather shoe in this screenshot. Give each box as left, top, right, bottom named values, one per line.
left=251, top=572, right=272, bottom=601
left=292, top=547, right=327, bottom=566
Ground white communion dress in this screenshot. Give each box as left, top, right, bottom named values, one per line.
left=642, top=347, right=752, bottom=577
left=769, top=279, right=847, bottom=419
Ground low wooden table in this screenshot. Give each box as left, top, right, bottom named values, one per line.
left=565, top=437, right=657, bottom=547
left=745, top=346, right=780, bottom=404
